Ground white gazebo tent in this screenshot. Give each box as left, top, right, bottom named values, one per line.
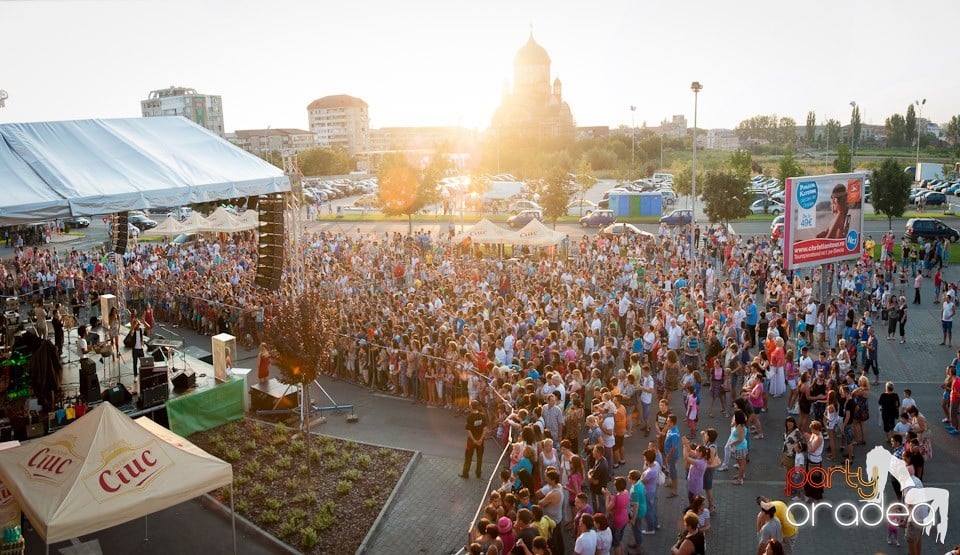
left=0, top=403, right=234, bottom=553
left=237, top=209, right=259, bottom=231
left=514, top=218, right=566, bottom=247
left=452, top=218, right=518, bottom=245
left=177, top=211, right=210, bottom=234
left=140, top=215, right=187, bottom=237
left=199, top=207, right=242, bottom=233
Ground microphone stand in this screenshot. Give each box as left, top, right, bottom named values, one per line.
left=159, top=325, right=187, bottom=373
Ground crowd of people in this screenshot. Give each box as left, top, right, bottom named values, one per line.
left=1, top=215, right=956, bottom=554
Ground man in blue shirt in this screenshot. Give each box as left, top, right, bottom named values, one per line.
left=663, top=414, right=681, bottom=499
left=745, top=297, right=759, bottom=347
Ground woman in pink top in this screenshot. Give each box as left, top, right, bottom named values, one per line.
left=748, top=371, right=766, bottom=439
left=604, top=476, right=631, bottom=555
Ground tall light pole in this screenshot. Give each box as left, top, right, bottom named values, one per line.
left=823, top=114, right=830, bottom=173
left=849, top=101, right=857, bottom=169
left=691, top=81, right=702, bottom=220
left=915, top=98, right=926, bottom=169
left=630, top=105, right=637, bottom=166
left=690, top=81, right=702, bottom=291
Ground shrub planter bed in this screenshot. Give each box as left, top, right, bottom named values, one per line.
left=191, top=419, right=413, bottom=553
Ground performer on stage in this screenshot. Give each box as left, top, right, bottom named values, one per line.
left=128, top=311, right=145, bottom=377
left=258, top=342, right=271, bottom=383
left=52, top=303, right=65, bottom=357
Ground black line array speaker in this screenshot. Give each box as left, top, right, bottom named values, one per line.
left=111, top=212, right=129, bottom=255
left=79, top=358, right=102, bottom=404
left=255, top=193, right=285, bottom=291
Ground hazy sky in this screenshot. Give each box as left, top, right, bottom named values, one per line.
left=2, top=0, right=957, bottom=133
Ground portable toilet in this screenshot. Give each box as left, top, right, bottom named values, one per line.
left=639, top=192, right=664, bottom=216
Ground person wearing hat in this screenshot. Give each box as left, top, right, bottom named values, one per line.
left=756, top=500, right=783, bottom=555
left=497, top=516, right=516, bottom=554
left=755, top=496, right=797, bottom=555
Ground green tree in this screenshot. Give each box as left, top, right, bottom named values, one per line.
left=824, top=119, right=842, bottom=148
left=805, top=111, right=817, bottom=145
left=297, top=147, right=353, bottom=176
left=573, top=159, right=597, bottom=213
left=541, top=168, right=574, bottom=229
left=905, top=104, right=917, bottom=145
left=376, top=152, right=443, bottom=234
left=726, top=149, right=753, bottom=180
left=851, top=105, right=862, bottom=151
left=871, top=157, right=912, bottom=230
left=885, top=114, right=907, bottom=147
left=778, top=117, right=797, bottom=147
left=833, top=144, right=852, bottom=173
left=671, top=162, right=702, bottom=198
left=946, top=115, right=960, bottom=146
left=777, top=148, right=805, bottom=183
left=701, top=170, right=751, bottom=224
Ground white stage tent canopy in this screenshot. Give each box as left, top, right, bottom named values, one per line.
left=0, top=403, right=233, bottom=545
left=452, top=218, right=517, bottom=245
left=0, top=117, right=289, bottom=226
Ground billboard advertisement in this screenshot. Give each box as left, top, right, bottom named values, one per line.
left=783, top=172, right=866, bottom=269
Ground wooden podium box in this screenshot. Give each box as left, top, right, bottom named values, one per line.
left=249, top=379, right=298, bottom=412
left=211, top=333, right=236, bottom=384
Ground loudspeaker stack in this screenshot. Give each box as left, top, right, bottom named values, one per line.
left=111, top=212, right=129, bottom=254
left=255, top=194, right=285, bottom=291
left=79, top=358, right=102, bottom=404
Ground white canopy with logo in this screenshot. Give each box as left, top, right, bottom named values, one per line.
left=0, top=403, right=233, bottom=548
left=513, top=218, right=566, bottom=247
left=452, top=218, right=517, bottom=245
left=140, top=215, right=187, bottom=238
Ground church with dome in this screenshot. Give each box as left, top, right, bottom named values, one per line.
left=491, top=33, right=574, bottom=138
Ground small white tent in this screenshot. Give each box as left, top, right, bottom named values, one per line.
left=198, top=207, right=241, bottom=233
left=0, top=403, right=233, bottom=549
left=140, top=215, right=187, bottom=237
left=177, top=211, right=210, bottom=234
left=514, top=219, right=566, bottom=247
left=452, top=218, right=518, bottom=245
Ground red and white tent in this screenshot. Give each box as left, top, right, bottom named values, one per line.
left=0, top=403, right=233, bottom=549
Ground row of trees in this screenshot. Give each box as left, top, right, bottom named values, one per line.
left=258, top=147, right=355, bottom=176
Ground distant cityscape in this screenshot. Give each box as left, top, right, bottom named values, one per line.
left=140, top=34, right=953, bottom=171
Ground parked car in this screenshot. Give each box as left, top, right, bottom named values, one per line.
left=65, top=216, right=90, bottom=228
left=659, top=189, right=677, bottom=206
left=567, top=199, right=597, bottom=216
left=579, top=209, right=616, bottom=228
left=659, top=209, right=693, bottom=226
left=904, top=218, right=960, bottom=243
left=600, top=223, right=655, bottom=239
left=128, top=214, right=157, bottom=230
left=508, top=200, right=542, bottom=214
left=749, top=199, right=784, bottom=215
left=917, top=191, right=947, bottom=206
left=171, top=233, right=198, bottom=245
left=506, top=209, right=543, bottom=228
left=771, top=214, right=784, bottom=231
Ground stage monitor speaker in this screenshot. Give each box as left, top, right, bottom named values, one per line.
left=171, top=369, right=196, bottom=391
left=139, top=384, right=169, bottom=409
left=79, top=359, right=101, bottom=404
left=103, top=384, right=133, bottom=406
left=111, top=212, right=129, bottom=255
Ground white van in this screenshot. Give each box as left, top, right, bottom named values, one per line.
left=652, top=172, right=674, bottom=184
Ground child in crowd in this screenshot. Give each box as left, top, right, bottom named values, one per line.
left=685, top=384, right=699, bottom=439
left=901, top=389, right=916, bottom=412
left=893, top=412, right=912, bottom=437
left=887, top=515, right=902, bottom=547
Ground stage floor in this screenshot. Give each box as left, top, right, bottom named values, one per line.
left=58, top=324, right=217, bottom=412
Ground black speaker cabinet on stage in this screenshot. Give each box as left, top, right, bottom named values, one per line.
left=138, top=384, right=169, bottom=409
left=103, top=384, right=133, bottom=406
left=255, top=193, right=285, bottom=291
left=171, top=369, right=196, bottom=391
left=79, top=358, right=102, bottom=404
left=111, top=212, right=129, bottom=255
left=139, top=367, right=168, bottom=390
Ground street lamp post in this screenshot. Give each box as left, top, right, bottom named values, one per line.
left=849, top=101, right=857, bottom=169
left=915, top=98, right=926, bottom=169
left=690, top=81, right=702, bottom=291
left=630, top=106, right=637, bottom=167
